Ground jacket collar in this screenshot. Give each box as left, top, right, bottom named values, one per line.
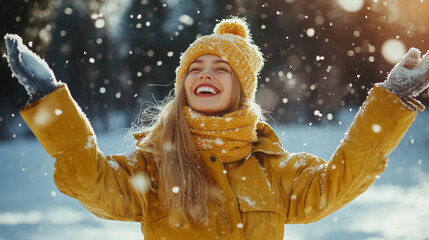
left=252, top=122, right=284, bottom=155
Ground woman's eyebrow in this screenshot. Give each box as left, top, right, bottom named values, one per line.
left=189, top=59, right=230, bottom=68
left=213, top=60, right=229, bottom=65
left=189, top=60, right=203, bottom=68
left=191, top=59, right=229, bottom=64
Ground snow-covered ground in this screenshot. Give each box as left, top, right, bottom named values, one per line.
left=0, top=108, right=428, bottom=240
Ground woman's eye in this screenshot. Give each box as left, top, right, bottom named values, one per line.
left=189, top=68, right=201, bottom=73
left=217, top=68, right=229, bottom=72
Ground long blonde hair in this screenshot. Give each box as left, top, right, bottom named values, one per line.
left=136, top=71, right=261, bottom=224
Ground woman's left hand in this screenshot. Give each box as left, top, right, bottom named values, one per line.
left=381, top=48, right=429, bottom=101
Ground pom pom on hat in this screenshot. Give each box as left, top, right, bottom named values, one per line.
left=214, top=18, right=249, bottom=40
left=175, top=18, right=264, bottom=100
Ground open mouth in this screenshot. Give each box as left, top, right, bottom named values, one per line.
left=194, top=84, right=220, bottom=96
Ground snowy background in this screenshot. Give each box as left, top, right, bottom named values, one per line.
left=1, top=0, right=429, bottom=239
left=1, top=108, right=428, bottom=240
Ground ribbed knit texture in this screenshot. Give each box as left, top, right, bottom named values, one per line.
left=184, top=105, right=258, bottom=163
left=175, top=18, right=264, bottom=100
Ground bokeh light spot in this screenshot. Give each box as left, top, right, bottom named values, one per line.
left=306, top=28, right=315, bottom=37
left=336, top=0, right=364, bottom=12
left=95, top=18, right=105, bottom=28
left=381, top=39, right=406, bottom=65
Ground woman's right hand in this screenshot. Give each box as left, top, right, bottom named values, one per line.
left=4, top=34, right=59, bottom=102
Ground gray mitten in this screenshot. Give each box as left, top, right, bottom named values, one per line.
left=381, top=48, right=429, bottom=102
left=4, top=34, right=59, bottom=103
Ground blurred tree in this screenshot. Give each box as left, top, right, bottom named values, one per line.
left=48, top=0, right=118, bottom=131
left=1, top=0, right=428, bottom=140
left=0, top=0, right=58, bottom=139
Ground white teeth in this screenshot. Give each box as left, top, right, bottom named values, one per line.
left=196, top=86, right=217, bottom=94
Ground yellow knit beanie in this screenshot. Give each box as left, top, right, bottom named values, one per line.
left=175, top=18, right=264, bottom=100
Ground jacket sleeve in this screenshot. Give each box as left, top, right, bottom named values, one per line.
left=279, top=85, right=424, bottom=224
left=20, top=84, right=147, bottom=222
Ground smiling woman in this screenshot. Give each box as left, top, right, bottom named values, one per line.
left=3, top=17, right=429, bottom=240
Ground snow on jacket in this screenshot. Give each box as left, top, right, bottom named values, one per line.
left=20, top=84, right=423, bottom=240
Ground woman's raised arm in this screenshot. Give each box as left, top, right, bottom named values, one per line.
left=277, top=48, right=428, bottom=224
left=4, top=34, right=148, bottom=222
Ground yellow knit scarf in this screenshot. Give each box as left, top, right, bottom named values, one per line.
left=184, top=105, right=258, bottom=163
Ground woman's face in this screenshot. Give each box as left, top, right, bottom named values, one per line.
left=184, top=54, right=234, bottom=116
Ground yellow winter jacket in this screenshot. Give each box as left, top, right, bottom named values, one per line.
left=20, top=84, right=423, bottom=240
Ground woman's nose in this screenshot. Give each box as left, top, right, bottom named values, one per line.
left=199, top=69, right=213, bottom=79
